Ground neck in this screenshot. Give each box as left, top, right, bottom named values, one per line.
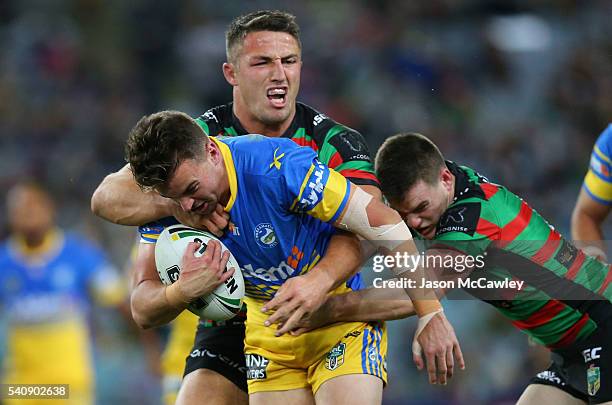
left=13, top=228, right=58, bottom=254
left=232, top=89, right=295, bottom=137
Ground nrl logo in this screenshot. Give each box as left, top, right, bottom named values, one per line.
left=325, top=343, right=346, bottom=371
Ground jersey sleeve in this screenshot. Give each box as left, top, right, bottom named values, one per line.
left=138, top=217, right=179, bottom=244
left=275, top=143, right=352, bottom=224
left=583, top=124, right=612, bottom=205
left=317, top=124, right=379, bottom=187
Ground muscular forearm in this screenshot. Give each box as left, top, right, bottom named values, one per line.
left=130, top=280, right=184, bottom=329
left=310, top=231, right=363, bottom=293
left=572, top=210, right=605, bottom=243
left=328, top=287, right=415, bottom=322
left=91, top=164, right=172, bottom=225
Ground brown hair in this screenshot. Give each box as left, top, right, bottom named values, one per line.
left=125, top=110, right=207, bottom=191
left=375, top=133, right=446, bottom=204
left=226, top=10, right=301, bottom=63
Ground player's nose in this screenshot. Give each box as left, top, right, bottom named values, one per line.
left=406, top=214, right=421, bottom=229
left=178, top=197, right=194, bottom=212
left=270, top=59, right=287, bottom=82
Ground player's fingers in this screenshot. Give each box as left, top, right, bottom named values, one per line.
left=445, top=346, right=454, bottom=380
left=219, top=267, right=235, bottom=283
left=264, top=298, right=298, bottom=326
left=290, top=327, right=309, bottom=336
left=209, top=240, right=221, bottom=266
left=262, top=287, right=290, bottom=312
left=413, top=352, right=424, bottom=371
left=437, top=352, right=448, bottom=385
left=201, top=240, right=217, bottom=265
left=182, top=241, right=200, bottom=262
left=209, top=210, right=229, bottom=230
left=425, top=351, right=438, bottom=384
left=215, top=203, right=225, bottom=215
left=454, top=342, right=465, bottom=370
left=219, top=250, right=231, bottom=272
left=276, top=308, right=305, bottom=336
left=202, top=217, right=223, bottom=237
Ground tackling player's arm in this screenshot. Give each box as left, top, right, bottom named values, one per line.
left=291, top=287, right=415, bottom=335
left=339, top=186, right=465, bottom=384
left=131, top=238, right=233, bottom=329
left=91, top=164, right=173, bottom=225
left=91, top=164, right=230, bottom=235
left=571, top=187, right=610, bottom=261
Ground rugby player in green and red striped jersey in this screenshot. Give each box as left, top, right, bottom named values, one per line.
left=307, top=133, right=612, bottom=404
left=379, top=133, right=612, bottom=404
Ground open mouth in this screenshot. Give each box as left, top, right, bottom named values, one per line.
left=267, top=87, right=287, bottom=108
left=192, top=201, right=209, bottom=214
left=419, top=225, right=434, bottom=237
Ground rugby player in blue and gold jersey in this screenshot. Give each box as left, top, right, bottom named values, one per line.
left=572, top=124, right=612, bottom=261
left=123, top=110, right=462, bottom=405
left=0, top=181, right=124, bottom=405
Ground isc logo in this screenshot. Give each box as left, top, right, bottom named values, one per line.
left=313, top=113, right=327, bottom=126
left=582, top=347, right=602, bottom=363
left=166, top=266, right=180, bottom=282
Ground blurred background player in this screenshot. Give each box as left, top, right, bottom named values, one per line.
left=0, top=181, right=124, bottom=404
left=572, top=124, right=612, bottom=262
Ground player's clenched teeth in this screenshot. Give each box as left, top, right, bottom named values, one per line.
left=267, top=87, right=287, bottom=107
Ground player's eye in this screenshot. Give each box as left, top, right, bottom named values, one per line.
left=283, top=57, right=297, bottom=64
left=413, top=202, right=428, bottom=213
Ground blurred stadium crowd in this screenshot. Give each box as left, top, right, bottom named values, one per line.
left=1, top=0, right=611, bottom=404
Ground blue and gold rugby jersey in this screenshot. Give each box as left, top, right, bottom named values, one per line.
left=140, top=135, right=363, bottom=301
left=0, top=230, right=123, bottom=392
left=583, top=124, right=612, bottom=204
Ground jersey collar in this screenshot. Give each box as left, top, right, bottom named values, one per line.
left=210, top=137, right=237, bottom=212
left=9, top=228, right=64, bottom=266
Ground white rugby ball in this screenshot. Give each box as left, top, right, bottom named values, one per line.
left=154, top=224, right=244, bottom=320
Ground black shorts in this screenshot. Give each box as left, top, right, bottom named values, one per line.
left=529, top=321, right=612, bottom=404
left=184, top=321, right=247, bottom=393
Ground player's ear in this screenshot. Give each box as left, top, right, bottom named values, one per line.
left=207, top=139, right=221, bottom=165
left=223, top=62, right=238, bottom=86
left=440, top=167, right=453, bottom=190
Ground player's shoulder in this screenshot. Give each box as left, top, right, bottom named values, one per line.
left=593, top=124, right=612, bottom=162
left=195, top=103, right=233, bottom=136
left=302, top=104, right=371, bottom=155
left=220, top=134, right=304, bottom=160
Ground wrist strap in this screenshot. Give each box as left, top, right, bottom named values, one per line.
left=412, top=308, right=443, bottom=355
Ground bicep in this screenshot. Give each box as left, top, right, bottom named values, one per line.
left=574, top=187, right=612, bottom=224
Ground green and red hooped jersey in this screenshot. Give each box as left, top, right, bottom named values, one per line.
left=195, top=102, right=379, bottom=188
left=433, top=162, right=612, bottom=349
